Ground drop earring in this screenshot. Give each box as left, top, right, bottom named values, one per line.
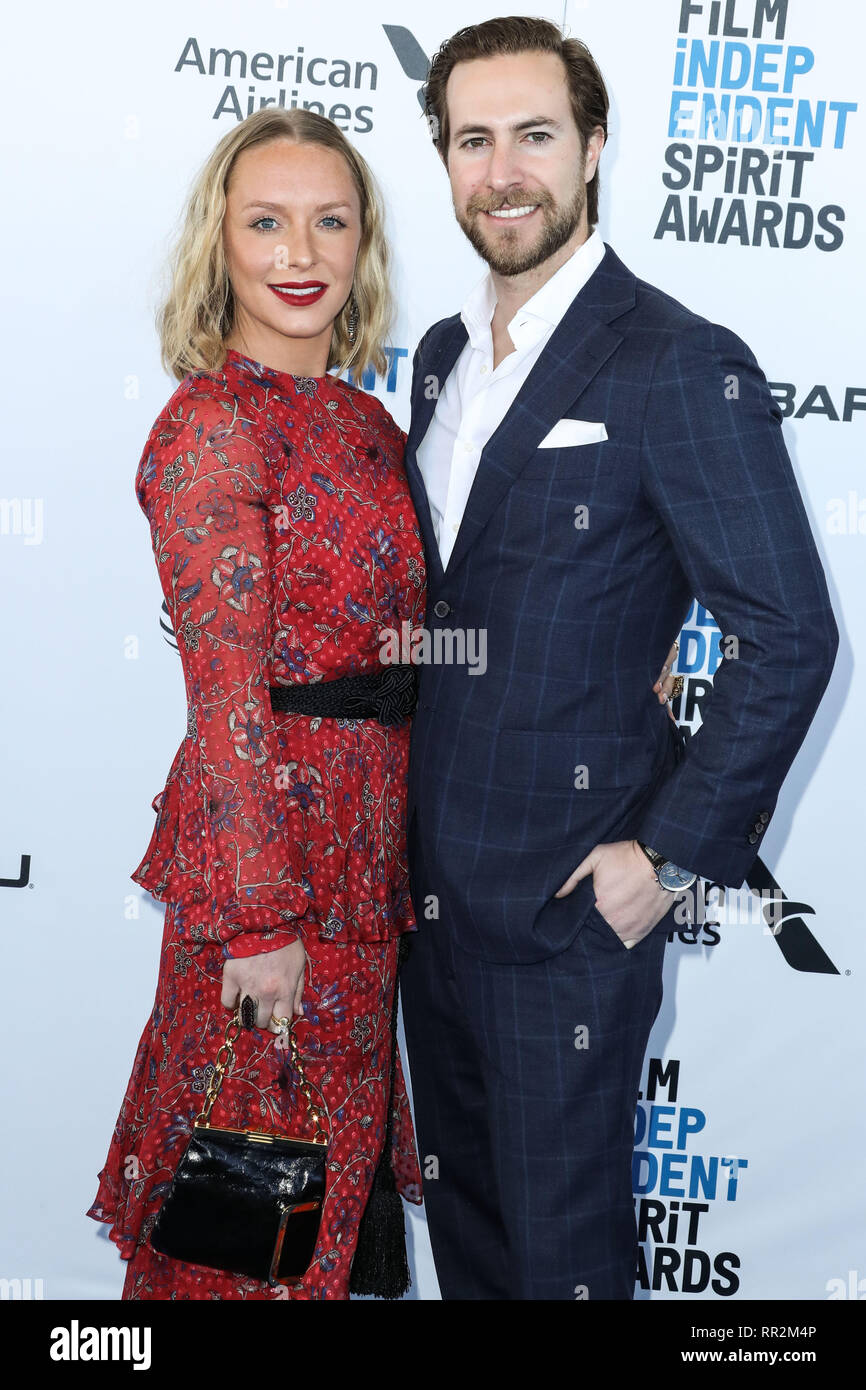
left=347, top=293, right=359, bottom=344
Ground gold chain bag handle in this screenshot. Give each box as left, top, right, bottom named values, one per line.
left=150, top=1006, right=329, bottom=1286
left=196, top=1007, right=328, bottom=1144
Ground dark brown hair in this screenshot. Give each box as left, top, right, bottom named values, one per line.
left=424, top=16, right=609, bottom=227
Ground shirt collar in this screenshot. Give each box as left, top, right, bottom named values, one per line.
left=460, top=227, right=606, bottom=352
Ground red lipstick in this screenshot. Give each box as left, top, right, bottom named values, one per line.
left=268, top=281, right=327, bottom=307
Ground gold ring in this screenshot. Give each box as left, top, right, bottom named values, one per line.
left=671, top=675, right=684, bottom=698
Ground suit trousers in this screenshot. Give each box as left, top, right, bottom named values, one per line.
left=401, top=816, right=673, bottom=1300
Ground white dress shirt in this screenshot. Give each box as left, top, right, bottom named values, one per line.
left=416, top=227, right=606, bottom=569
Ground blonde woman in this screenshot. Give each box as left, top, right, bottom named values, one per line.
left=87, top=108, right=424, bottom=1300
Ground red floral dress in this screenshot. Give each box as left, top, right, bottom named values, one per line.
left=87, top=347, right=425, bottom=1299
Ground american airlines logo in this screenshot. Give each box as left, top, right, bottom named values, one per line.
left=382, top=25, right=430, bottom=107
left=745, top=857, right=838, bottom=975
left=669, top=859, right=837, bottom=975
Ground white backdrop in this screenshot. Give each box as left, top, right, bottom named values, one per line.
left=1, top=0, right=862, bottom=1301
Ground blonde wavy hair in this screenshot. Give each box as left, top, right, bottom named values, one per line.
left=156, top=108, right=393, bottom=382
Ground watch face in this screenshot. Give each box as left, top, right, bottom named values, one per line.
left=658, top=862, right=697, bottom=891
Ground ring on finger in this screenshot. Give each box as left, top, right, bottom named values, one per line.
left=239, top=993, right=259, bottom=1030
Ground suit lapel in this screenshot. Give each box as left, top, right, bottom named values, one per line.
left=403, top=318, right=467, bottom=589
left=442, top=245, right=636, bottom=580
left=405, top=244, right=638, bottom=587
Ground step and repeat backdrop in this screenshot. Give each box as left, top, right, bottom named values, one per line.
left=2, top=0, right=862, bottom=1300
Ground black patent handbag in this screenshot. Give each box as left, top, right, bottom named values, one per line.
left=150, top=1008, right=328, bottom=1287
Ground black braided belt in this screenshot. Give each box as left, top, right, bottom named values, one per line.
left=269, top=663, right=418, bottom=727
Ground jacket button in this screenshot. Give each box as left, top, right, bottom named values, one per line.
left=433, top=599, right=451, bottom=618
left=758, top=811, right=770, bottom=822
left=754, top=822, right=764, bottom=833
left=747, top=831, right=759, bottom=843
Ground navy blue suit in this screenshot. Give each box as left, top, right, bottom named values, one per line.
left=400, top=242, right=838, bottom=1298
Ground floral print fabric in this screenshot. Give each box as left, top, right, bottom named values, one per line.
left=130, top=346, right=425, bottom=959
left=87, top=348, right=426, bottom=1298
left=88, top=897, right=422, bottom=1300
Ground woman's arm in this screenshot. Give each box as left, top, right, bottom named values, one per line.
left=136, top=383, right=309, bottom=965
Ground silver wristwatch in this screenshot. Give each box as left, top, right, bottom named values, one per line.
left=636, top=840, right=697, bottom=892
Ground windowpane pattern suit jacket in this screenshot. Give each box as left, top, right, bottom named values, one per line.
left=403, top=242, right=838, bottom=964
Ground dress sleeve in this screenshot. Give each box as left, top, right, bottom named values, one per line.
left=372, top=396, right=408, bottom=456
left=135, top=382, right=310, bottom=959
left=362, top=395, right=423, bottom=634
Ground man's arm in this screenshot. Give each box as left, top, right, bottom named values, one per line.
left=632, top=317, right=838, bottom=887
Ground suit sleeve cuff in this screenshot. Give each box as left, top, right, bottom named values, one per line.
left=633, top=814, right=756, bottom=889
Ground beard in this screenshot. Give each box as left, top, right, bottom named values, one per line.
left=456, top=176, right=587, bottom=277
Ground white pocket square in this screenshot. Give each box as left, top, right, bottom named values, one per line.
left=538, top=418, right=608, bottom=448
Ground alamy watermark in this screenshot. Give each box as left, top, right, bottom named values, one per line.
left=379, top=619, right=487, bottom=675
